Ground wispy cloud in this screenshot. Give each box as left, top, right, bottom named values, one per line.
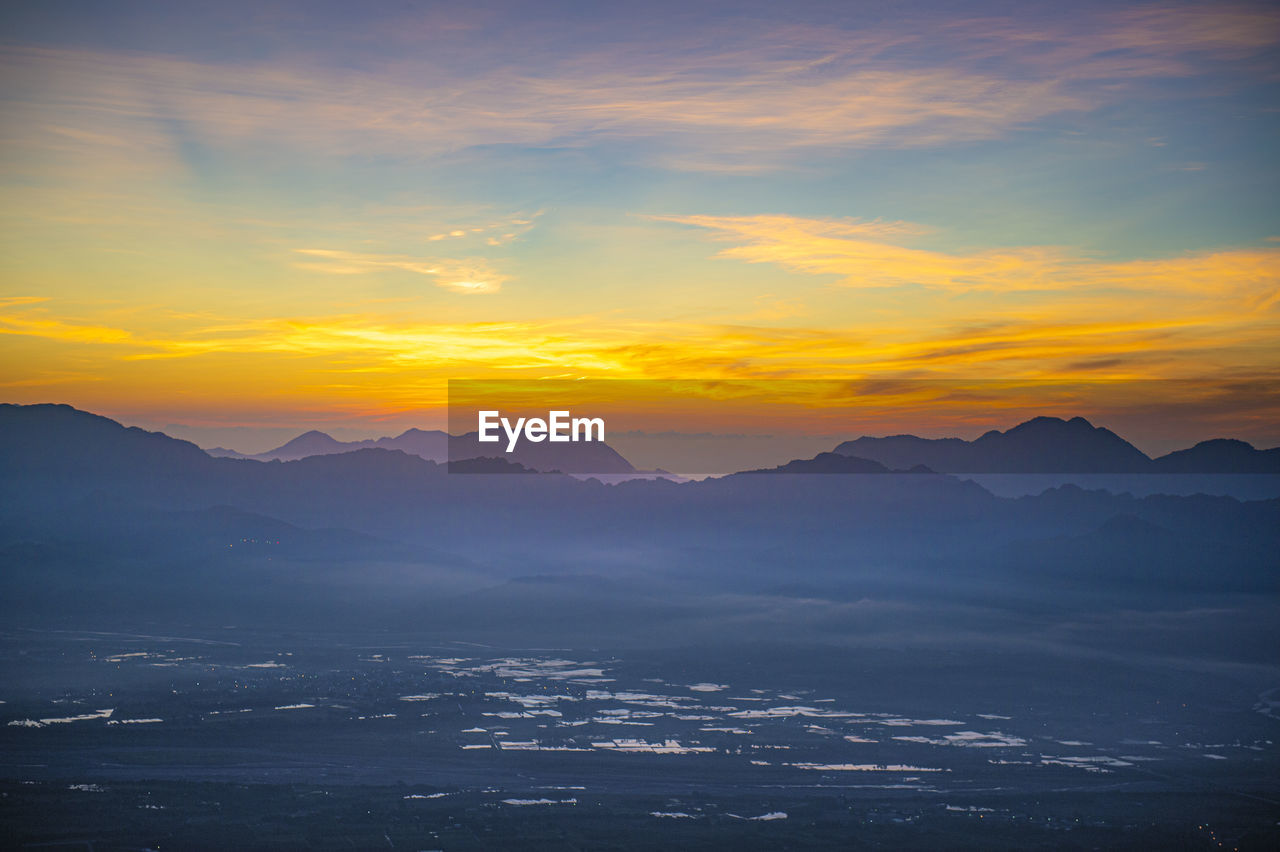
left=3, top=293, right=1275, bottom=384
left=655, top=213, right=1280, bottom=307
left=293, top=249, right=507, bottom=294
left=3, top=284, right=1277, bottom=450
left=0, top=296, right=51, bottom=308
left=920, top=5, right=1279, bottom=76
left=0, top=312, right=139, bottom=345
left=0, top=47, right=1079, bottom=170
left=4, top=4, right=1273, bottom=173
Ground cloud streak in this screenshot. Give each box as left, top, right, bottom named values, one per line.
left=0, top=48, right=1078, bottom=169
left=655, top=213, right=1280, bottom=307
left=2, top=295, right=1274, bottom=382
left=4, top=4, right=1273, bottom=172
left=293, top=249, right=508, bottom=294
left=3, top=282, right=1277, bottom=446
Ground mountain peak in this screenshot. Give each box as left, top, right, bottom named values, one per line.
left=739, top=452, right=892, bottom=475
left=1003, top=415, right=1096, bottom=434
left=263, top=430, right=349, bottom=460
left=1187, top=438, right=1254, bottom=450
left=274, top=430, right=341, bottom=447
left=1152, top=437, right=1279, bottom=473
left=835, top=415, right=1150, bottom=473
left=0, top=402, right=212, bottom=476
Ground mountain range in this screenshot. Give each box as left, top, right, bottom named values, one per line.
left=832, top=415, right=1280, bottom=473
left=2, top=403, right=1275, bottom=569
left=208, top=428, right=449, bottom=462
left=2, top=402, right=1277, bottom=646
left=207, top=425, right=635, bottom=473
left=197, top=412, right=1279, bottom=476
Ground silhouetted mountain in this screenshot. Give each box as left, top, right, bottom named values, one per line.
left=3, top=404, right=1277, bottom=616
left=740, top=452, right=892, bottom=474
left=447, top=456, right=537, bottom=474
left=267, top=429, right=350, bottom=460
left=378, top=427, right=449, bottom=461
left=205, top=428, right=450, bottom=462
left=0, top=403, right=215, bottom=478
left=202, top=424, right=631, bottom=472
left=449, top=431, right=635, bottom=474
left=834, top=416, right=1153, bottom=473
left=738, top=452, right=945, bottom=474
left=1152, top=438, right=1280, bottom=473
left=204, top=446, right=252, bottom=459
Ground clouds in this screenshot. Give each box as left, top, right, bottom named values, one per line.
left=3, top=4, right=1273, bottom=175
left=1, top=1, right=1277, bottom=444
left=283, top=212, right=539, bottom=294
left=655, top=213, right=1280, bottom=308
left=642, top=212, right=1279, bottom=393
left=2, top=286, right=1274, bottom=381
left=3, top=293, right=1276, bottom=452
left=0, top=47, right=1074, bottom=173
left=293, top=249, right=508, bottom=294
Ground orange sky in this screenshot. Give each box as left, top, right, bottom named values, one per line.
left=2, top=2, right=1277, bottom=451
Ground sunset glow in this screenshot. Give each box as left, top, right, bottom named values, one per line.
left=2, top=1, right=1276, bottom=447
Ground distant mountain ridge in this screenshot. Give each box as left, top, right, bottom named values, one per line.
left=9, top=406, right=1275, bottom=478
left=2, top=403, right=1277, bottom=609
left=206, top=427, right=450, bottom=462
left=833, top=416, right=1280, bottom=474
left=1151, top=438, right=1280, bottom=473
left=204, top=424, right=635, bottom=473
left=0, top=403, right=212, bottom=476
left=738, top=452, right=934, bottom=475
left=448, top=431, right=634, bottom=474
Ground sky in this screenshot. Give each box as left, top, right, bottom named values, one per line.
left=1, top=0, right=1278, bottom=452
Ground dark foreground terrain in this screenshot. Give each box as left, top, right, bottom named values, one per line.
left=2, top=406, right=1277, bottom=847
left=6, top=781, right=1274, bottom=850
left=2, top=628, right=1277, bottom=850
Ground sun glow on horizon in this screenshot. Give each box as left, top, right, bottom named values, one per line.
left=1, top=1, right=1277, bottom=448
